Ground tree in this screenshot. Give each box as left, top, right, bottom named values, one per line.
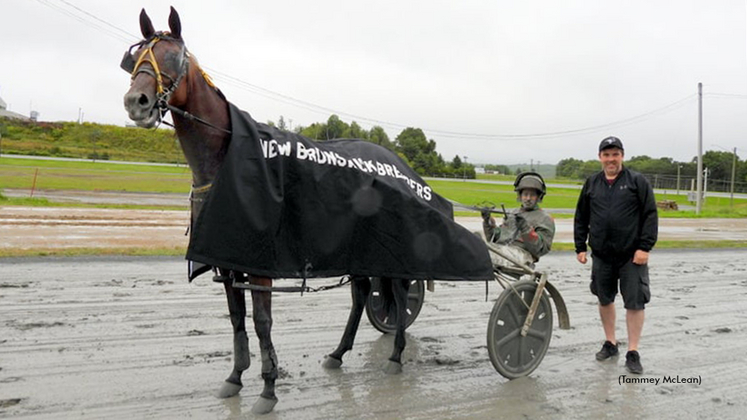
left=451, top=155, right=462, bottom=169
left=394, top=127, right=429, bottom=163
left=344, top=121, right=367, bottom=140
left=326, top=115, right=348, bottom=140
left=298, top=123, right=326, bottom=140
left=578, top=160, right=601, bottom=179
left=368, top=126, right=392, bottom=149
left=556, top=158, right=583, bottom=178
left=0, top=122, right=6, bottom=155
left=701, top=150, right=737, bottom=181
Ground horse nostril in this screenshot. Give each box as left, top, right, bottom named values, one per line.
left=138, top=93, right=151, bottom=107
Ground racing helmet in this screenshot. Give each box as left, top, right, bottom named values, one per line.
left=513, top=171, right=546, bottom=200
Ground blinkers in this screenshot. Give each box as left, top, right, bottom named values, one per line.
left=120, top=33, right=189, bottom=99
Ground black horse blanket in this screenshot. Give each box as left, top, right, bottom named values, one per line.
left=186, top=103, right=493, bottom=281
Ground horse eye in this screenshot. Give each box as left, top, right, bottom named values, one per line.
left=164, top=51, right=182, bottom=69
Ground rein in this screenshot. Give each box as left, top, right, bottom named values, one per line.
left=164, top=103, right=232, bottom=134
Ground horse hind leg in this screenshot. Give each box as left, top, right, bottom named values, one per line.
left=249, top=276, right=279, bottom=414
left=217, top=271, right=250, bottom=399
left=323, top=276, right=372, bottom=369
left=383, top=278, right=410, bottom=375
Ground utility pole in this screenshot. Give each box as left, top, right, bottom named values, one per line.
left=676, top=164, right=681, bottom=195
left=730, top=147, right=737, bottom=207
left=696, top=83, right=703, bottom=214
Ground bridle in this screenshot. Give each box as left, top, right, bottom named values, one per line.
left=121, top=32, right=231, bottom=135
left=121, top=33, right=230, bottom=202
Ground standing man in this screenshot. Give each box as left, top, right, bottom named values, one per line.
left=574, top=136, right=658, bottom=374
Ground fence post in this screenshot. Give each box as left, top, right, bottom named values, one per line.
left=30, top=168, right=39, bottom=198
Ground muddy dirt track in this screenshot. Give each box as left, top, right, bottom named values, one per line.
left=3, top=206, right=747, bottom=252
left=1, top=250, right=746, bottom=419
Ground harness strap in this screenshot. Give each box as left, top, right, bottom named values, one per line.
left=166, top=104, right=232, bottom=134
left=228, top=274, right=353, bottom=294
left=192, top=183, right=213, bottom=195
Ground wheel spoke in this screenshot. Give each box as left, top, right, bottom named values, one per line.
left=504, top=299, right=524, bottom=328
left=525, top=327, right=550, bottom=340
left=494, top=327, right=521, bottom=349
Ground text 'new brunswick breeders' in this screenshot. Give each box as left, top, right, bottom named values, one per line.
left=261, top=138, right=433, bottom=201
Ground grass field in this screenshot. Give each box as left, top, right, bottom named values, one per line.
left=0, top=157, right=192, bottom=193
left=2, top=156, right=747, bottom=217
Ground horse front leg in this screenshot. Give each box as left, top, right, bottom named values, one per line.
left=249, top=276, right=279, bottom=414
left=383, top=278, right=411, bottom=374
left=217, top=270, right=250, bottom=398
left=323, top=276, right=372, bottom=369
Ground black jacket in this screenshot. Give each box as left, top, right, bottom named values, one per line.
left=574, top=167, right=658, bottom=262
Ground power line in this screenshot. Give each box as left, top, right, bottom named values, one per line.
left=35, top=0, right=136, bottom=44
left=707, top=92, right=747, bottom=99
left=58, top=0, right=138, bottom=42
left=34, top=1, right=707, bottom=141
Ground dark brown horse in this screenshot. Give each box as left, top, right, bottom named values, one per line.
left=122, top=7, right=411, bottom=414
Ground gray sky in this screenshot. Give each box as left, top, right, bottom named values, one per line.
left=2, top=0, right=747, bottom=165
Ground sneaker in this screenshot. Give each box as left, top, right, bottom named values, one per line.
left=595, top=340, right=619, bottom=361
left=625, top=351, right=644, bottom=374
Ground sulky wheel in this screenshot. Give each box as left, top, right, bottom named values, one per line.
left=366, top=278, right=425, bottom=334
left=487, top=279, right=553, bottom=379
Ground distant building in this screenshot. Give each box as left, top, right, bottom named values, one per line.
left=0, top=96, right=31, bottom=121
left=475, top=166, right=486, bottom=174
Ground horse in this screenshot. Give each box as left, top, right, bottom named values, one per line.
left=122, top=7, right=413, bottom=414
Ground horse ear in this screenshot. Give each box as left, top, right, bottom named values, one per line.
left=139, top=9, right=155, bottom=39
left=168, top=6, right=182, bottom=39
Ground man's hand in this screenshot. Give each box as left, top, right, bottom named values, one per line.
left=481, top=209, right=491, bottom=222
left=577, top=252, right=587, bottom=264
left=482, top=212, right=496, bottom=229
left=515, top=213, right=531, bottom=235
left=632, top=250, right=649, bottom=265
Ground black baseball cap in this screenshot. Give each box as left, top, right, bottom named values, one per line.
left=599, top=136, right=624, bottom=152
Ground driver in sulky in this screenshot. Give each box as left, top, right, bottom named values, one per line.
left=482, top=171, right=556, bottom=268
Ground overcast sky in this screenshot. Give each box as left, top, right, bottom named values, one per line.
left=2, top=0, right=747, bottom=166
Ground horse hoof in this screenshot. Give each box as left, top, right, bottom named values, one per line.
left=217, top=381, right=242, bottom=398
left=383, top=360, right=403, bottom=375
left=251, top=396, right=278, bottom=414
left=322, top=355, right=343, bottom=369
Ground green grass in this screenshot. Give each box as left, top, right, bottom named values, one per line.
left=3, top=156, right=747, bottom=217
left=429, top=179, right=582, bottom=209
left=0, top=156, right=192, bottom=193
left=0, top=246, right=188, bottom=258
left=0, top=195, right=187, bottom=210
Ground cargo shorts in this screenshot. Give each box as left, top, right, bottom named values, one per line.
left=590, top=256, right=650, bottom=310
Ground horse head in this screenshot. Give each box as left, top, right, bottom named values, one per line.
left=121, top=7, right=230, bottom=190
left=122, top=7, right=190, bottom=128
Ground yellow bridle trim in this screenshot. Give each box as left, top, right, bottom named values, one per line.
left=132, top=38, right=166, bottom=94
left=131, top=35, right=218, bottom=96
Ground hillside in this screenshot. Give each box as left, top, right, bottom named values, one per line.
left=0, top=117, right=183, bottom=163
